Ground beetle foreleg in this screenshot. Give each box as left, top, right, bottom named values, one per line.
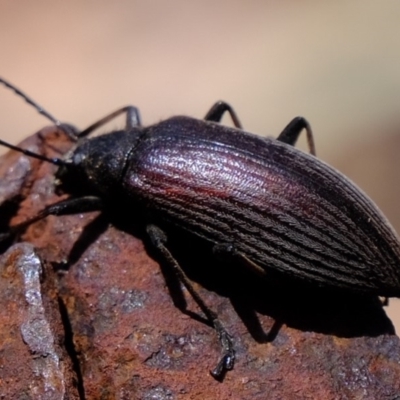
left=277, top=116, right=316, bottom=156
left=204, top=101, right=243, bottom=129
left=146, top=224, right=235, bottom=379
left=0, top=196, right=103, bottom=242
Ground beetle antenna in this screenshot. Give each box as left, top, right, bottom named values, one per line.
left=0, top=77, right=61, bottom=126
left=0, top=138, right=65, bottom=166
left=0, top=77, right=68, bottom=166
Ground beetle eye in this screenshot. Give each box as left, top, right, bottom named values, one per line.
left=73, top=153, right=85, bottom=164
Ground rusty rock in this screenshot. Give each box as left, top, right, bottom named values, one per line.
left=0, top=126, right=400, bottom=399
left=0, top=242, right=78, bottom=399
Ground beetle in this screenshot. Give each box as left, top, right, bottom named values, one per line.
left=0, top=77, right=400, bottom=379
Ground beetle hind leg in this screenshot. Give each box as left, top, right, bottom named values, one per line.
left=146, top=224, right=235, bottom=379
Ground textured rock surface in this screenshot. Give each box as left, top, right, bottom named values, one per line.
left=0, top=243, right=79, bottom=399
left=1, top=126, right=400, bottom=399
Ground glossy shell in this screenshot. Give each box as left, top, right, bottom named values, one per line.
left=122, top=116, right=400, bottom=296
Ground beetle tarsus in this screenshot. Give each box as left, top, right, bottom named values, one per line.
left=210, top=319, right=235, bottom=379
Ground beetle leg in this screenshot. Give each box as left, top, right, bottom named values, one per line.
left=0, top=196, right=103, bottom=242
left=146, top=224, right=235, bottom=379
left=277, top=116, right=316, bottom=156
left=213, top=243, right=267, bottom=277
left=204, top=101, right=243, bottom=129
left=77, top=106, right=142, bottom=139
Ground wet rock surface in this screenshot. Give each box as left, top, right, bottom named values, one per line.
left=0, top=127, right=400, bottom=399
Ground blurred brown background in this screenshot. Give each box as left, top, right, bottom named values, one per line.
left=1, top=1, right=400, bottom=330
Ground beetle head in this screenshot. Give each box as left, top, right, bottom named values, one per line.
left=55, top=130, right=142, bottom=197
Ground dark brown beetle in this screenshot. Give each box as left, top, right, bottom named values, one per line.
left=1, top=77, right=400, bottom=379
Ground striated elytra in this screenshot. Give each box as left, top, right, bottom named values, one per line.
left=1, top=77, right=400, bottom=378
